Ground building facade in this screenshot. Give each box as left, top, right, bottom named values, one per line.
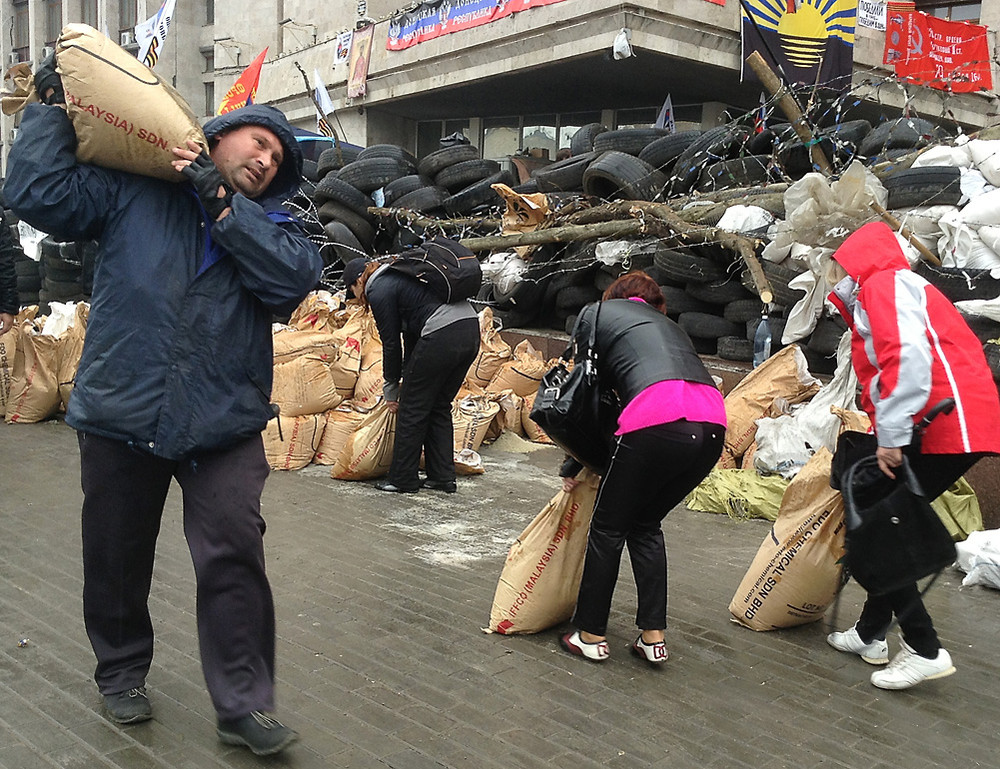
left=1, top=0, right=997, bottom=174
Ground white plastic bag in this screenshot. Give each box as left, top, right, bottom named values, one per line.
left=955, top=529, right=1000, bottom=589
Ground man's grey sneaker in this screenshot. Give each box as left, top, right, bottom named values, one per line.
left=826, top=624, right=889, bottom=665
left=104, top=687, right=152, bottom=724
left=217, top=711, right=299, bottom=756
left=870, top=639, right=955, bottom=690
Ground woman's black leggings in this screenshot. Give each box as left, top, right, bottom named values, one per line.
left=572, top=420, right=724, bottom=636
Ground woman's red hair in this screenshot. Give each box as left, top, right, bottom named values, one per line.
left=602, top=271, right=667, bottom=314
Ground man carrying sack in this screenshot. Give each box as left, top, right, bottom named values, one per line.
left=6, top=59, right=322, bottom=755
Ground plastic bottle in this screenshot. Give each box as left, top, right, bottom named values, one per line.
left=752, top=314, right=772, bottom=368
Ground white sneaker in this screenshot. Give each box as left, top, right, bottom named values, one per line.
left=870, top=639, right=955, bottom=690
left=826, top=624, right=889, bottom=665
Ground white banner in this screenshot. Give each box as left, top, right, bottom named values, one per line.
left=335, top=31, right=353, bottom=66
left=858, top=0, right=886, bottom=31
left=134, top=0, right=176, bottom=68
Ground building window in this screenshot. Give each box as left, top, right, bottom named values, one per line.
left=119, top=0, right=138, bottom=32
left=915, top=1, right=981, bottom=22
left=559, top=112, right=602, bottom=152
left=522, top=114, right=557, bottom=160
left=482, top=117, right=519, bottom=163
left=44, top=0, right=62, bottom=45
left=13, top=1, right=30, bottom=57
left=206, top=0, right=215, bottom=25
left=81, top=0, right=99, bottom=29
left=203, top=52, right=215, bottom=74
left=205, top=82, right=216, bottom=117
left=615, top=107, right=657, bottom=130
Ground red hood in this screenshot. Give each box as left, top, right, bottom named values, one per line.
left=832, top=222, right=910, bottom=285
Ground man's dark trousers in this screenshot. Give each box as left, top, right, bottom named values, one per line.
left=78, top=431, right=276, bottom=721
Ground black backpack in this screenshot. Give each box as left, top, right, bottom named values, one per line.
left=387, top=237, right=482, bottom=304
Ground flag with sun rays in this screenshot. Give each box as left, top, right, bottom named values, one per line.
left=741, top=0, right=858, bottom=91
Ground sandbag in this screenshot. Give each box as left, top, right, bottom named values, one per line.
left=722, top=345, right=820, bottom=462
left=271, top=354, right=342, bottom=417
left=272, top=328, right=339, bottom=364
left=487, top=470, right=600, bottom=634
left=287, top=290, right=350, bottom=333
left=729, top=448, right=846, bottom=631
left=455, top=447, right=485, bottom=475
left=313, top=405, right=367, bottom=465
left=453, top=394, right=501, bottom=452
left=486, top=339, right=549, bottom=397
left=57, top=302, right=89, bottom=411
left=520, top=392, right=553, bottom=444
left=330, top=401, right=396, bottom=480
left=0, top=325, right=17, bottom=418
left=465, top=308, right=512, bottom=388
left=352, top=336, right=383, bottom=408
left=686, top=468, right=789, bottom=522
left=54, top=24, right=206, bottom=181
left=5, top=319, right=61, bottom=423
left=263, top=414, right=324, bottom=470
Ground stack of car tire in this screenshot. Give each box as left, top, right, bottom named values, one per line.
left=304, top=141, right=515, bottom=271
left=35, top=237, right=94, bottom=312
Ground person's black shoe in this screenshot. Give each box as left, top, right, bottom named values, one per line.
left=217, top=711, right=299, bottom=756
left=104, top=687, right=152, bottom=724
left=373, top=479, right=419, bottom=493
left=423, top=479, right=457, bottom=493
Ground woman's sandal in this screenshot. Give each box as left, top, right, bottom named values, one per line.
left=631, top=635, right=668, bottom=664
left=560, top=630, right=610, bottom=662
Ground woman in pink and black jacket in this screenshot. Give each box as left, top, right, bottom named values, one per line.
left=826, top=221, right=1000, bottom=690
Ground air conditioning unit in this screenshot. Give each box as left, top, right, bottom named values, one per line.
left=120, top=30, right=136, bottom=47
left=7, top=52, right=21, bottom=66
left=41, top=46, right=55, bottom=59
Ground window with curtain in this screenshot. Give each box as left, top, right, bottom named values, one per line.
left=44, top=0, right=62, bottom=46
left=915, top=1, right=981, bottom=22
left=81, top=0, right=99, bottom=29
left=119, top=0, right=138, bottom=32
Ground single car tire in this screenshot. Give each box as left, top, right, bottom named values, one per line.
left=741, top=260, right=808, bottom=307
left=357, top=144, right=419, bottom=171
left=383, top=174, right=433, bottom=205
left=336, top=157, right=410, bottom=194
left=583, top=151, right=666, bottom=202
left=698, top=155, right=772, bottom=192
left=637, top=131, right=702, bottom=172
left=860, top=117, right=944, bottom=157
left=14, top=257, right=41, bottom=278
left=16, top=274, right=42, bottom=292
left=653, top=248, right=726, bottom=284
left=724, top=298, right=766, bottom=323
left=686, top=278, right=754, bottom=305
left=532, top=152, right=596, bottom=192
left=677, top=311, right=742, bottom=340
left=434, top=159, right=501, bottom=192
left=313, top=174, right=375, bottom=218
left=806, top=316, right=849, bottom=357
left=660, top=285, right=715, bottom=317
left=554, top=283, right=602, bottom=313
left=301, top=159, right=320, bottom=183
left=669, top=126, right=750, bottom=195
left=317, top=145, right=362, bottom=177
left=717, top=335, right=755, bottom=362
left=913, top=262, right=1000, bottom=302
left=884, top=166, right=963, bottom=209
left=317, top=201, right=375, bottom=246
left=417, top=145, right=480, bottom=178
left=593, top=128, right=669, bottom=157
left=570, top=123, right=609, bottom=156
left=442, top=171, right=510, bottom=215
left=392, top=185, right=450, bottom=213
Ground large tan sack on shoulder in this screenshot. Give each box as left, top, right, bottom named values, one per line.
left=723, top=345, right=820, bottom=459
left=331, top=400, right=396, bottom=480
left=453, top=394, right=501, bottom=452
left=314, top=405, right=368, bottom=465
left=47, top=25, right=206, bottom=181
left=488, top=470, right=600, bottom=634
left=57, top=302, right=89, bottom=411
left=729, top=448, right=846, bottom=631
left=465, top=308, right=512, bottom=388
left=5, top=319, right=61, bottom=423
left=263, top=414, right=324, bottom=470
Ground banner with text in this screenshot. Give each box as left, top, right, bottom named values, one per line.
left=387, top=0, right=568, bottom=51
left=884, top=10, right=992, bottom=93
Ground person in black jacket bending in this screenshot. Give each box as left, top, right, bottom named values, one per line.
left=344, top=256, right=480, bottom=493
left=559, top=272, right=726, bottom=665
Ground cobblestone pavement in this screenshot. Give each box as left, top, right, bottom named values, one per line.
left=1, top=419, right=998, bottom=768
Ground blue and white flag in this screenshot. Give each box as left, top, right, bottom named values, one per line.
left=654, top=94, right=676, bottom=133
left=135, top=0, right=176, bottom=69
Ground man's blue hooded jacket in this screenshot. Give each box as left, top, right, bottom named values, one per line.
left=5, top=102, right=323, bottom=458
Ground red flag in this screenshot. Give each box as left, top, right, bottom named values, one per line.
left=216, top=48, right=268, bottom=115
left=884, top=12, right=992, bottom=93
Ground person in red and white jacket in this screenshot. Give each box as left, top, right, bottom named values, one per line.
left=826, top=221, right=1000, bottom=690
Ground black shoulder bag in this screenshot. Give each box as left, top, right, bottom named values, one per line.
left=529, top=302, right=618, bottom=473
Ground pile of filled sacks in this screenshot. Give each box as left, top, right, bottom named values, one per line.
left=262, top=291, right=561, bottom=479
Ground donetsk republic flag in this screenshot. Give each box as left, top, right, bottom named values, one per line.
left=741, top=0, right=857, bottom=91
